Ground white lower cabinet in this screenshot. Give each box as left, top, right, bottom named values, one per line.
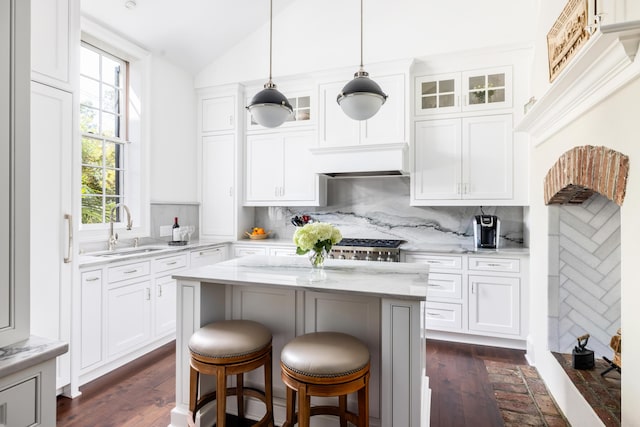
left=405, top=251, right=527, bottom=347
left=78, top=250, right=196, bottom=385
left=107, top=279, right=152, bottom=357
left=468, top=275, right=520, bottom=336
left=80, top=269, right=102, bottom=370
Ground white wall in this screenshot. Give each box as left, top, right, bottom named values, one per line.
left=149, top=56, right=197, bottom=202
left=195, top=0, right=539, bottom=88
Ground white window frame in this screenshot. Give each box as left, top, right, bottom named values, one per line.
left=78, top=17, right=150, bottom=243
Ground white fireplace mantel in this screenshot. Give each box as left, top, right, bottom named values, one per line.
left=517, top=21, right=640, bottom=144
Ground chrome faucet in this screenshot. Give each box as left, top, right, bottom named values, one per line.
left=108, top=203, right=133, bottom=251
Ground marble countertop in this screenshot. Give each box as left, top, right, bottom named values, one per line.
left=174, top=254, right=429, bottom=301
left=0, top=336, right=68, bottom=378
left=78, top=239, right=231, bottom=268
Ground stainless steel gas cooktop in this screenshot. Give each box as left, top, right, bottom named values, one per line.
left=330, top=238, right=404, bottom=262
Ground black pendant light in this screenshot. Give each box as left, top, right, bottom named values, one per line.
left=337, top=0, right=387, bottom=121
left=246, top=0, right=293, bottom=128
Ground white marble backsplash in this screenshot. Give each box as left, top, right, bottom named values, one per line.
left=255, top=177, right=525, bottom=248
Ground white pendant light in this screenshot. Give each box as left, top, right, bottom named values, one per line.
left=337, top=0, right=387, bottom=121
left=246, top=0, right=293, bottom=128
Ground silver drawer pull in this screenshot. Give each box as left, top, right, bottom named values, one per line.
left=426, top=260, right=442, bottom=264
left=199, top=248, right=221, bottom=256
left=486, top=263, right=502, bottom=267
left=124, top=269, right=138, bottom=274
left=165, top=261, right=178, bottom=265
left=427, top=312, right=442, bottom=317
left=85, top=277, right=100, bottom=282
left=428, top=284, right=442, bottom=288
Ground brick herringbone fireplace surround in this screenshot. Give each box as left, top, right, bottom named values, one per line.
left=544, top=146, right=629, bottom=206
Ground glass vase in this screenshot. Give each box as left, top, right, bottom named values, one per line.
left=309, top=248, right=327, bottom=269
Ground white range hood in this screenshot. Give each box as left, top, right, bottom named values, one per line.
left=310, top=142, right=409, bottom=177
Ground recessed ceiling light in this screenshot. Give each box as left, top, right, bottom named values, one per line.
left=124, top=0, right=137, bottom=9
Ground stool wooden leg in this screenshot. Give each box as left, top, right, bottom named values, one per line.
left=298, top=386, right=311, bottom=427
left=284, top=386, right=296, bottom=427
left=236, top=373, right=244, bottom=421
left=264, top=351, right=274, bottom=426
left=358, top=382, right=369, bottom=427
left=189, top=365, right=199, bottom=424
left=339, top=395, right=348, bottom=427
left=216, top=367, right=227, bottom=427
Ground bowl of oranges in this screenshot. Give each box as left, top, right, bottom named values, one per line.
left=245, top=227, right=271, bottom=240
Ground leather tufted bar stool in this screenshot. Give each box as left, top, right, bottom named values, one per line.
left=188, top=320, right=274, bottom=427
left=280, top=332, right=370, bottom=427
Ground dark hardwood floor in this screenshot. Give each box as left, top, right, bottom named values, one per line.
left=57, top=339, right=526, bottom=427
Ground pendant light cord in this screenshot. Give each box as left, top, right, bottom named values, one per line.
left=359, top=0, right=364, bottom=69
left=269, top=0, right=273, bottom=82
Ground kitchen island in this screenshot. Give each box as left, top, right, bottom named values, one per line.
left=169, top=255, right=430, bottom=427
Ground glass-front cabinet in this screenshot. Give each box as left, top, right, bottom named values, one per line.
left=462, top=66, right=512, bottom=111
left=415, top=72, right=460, bottom=115
left=415, top=66, right=512, bottom=115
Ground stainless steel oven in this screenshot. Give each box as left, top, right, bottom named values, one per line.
left=329, top=238, right=403, bottom=262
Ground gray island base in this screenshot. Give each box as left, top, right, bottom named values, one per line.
left=169, top=255, right=430, bottom=427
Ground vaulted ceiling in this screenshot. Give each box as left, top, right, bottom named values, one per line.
left=80, top=0, right=296, bottom=75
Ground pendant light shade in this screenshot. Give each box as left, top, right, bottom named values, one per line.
left=246, top=0, right=292, bottom=128
left=337, top=0, right=387, bottom=121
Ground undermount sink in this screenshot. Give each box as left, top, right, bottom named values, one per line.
left=87, top=246, right=167, bottom=258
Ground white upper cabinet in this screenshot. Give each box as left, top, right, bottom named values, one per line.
left=318, top=73, right=407, bottom=147
left=31, top=0, right=77, bottom=89
left=201, top=133, right=236, bottom=238
left=201, top=95, right=235, bottom=133
left=245, top=130, right=326, bottom=206
left=415, top=66, right=512, bottom=116
left=412, top=114, right=514, bottom=205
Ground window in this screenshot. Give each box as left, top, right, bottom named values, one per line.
left=80, top=42, right=128, bottom=225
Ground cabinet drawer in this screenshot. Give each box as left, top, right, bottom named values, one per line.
left=404, top=253, right=462, bottom=270
left=0, top=377, right=37, bottom=427
left=269, top=246, right=300, bottom=257
left=425, top=302, right=462, bottom=331
left=153, top=253, right=187, bottom=274
left=190, top=246, right=227, bottom=267
left=81, top=269, right=102, bottom=285
left=233, top=245, right=267, bottom=258
left=427, top=273, right=462, bottom=300
left=107, top=261, right=151, bottom=284
left=468, top=257, right=519, bottom=273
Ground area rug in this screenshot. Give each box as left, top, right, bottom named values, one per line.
left=484, top=360, right=569, bottom=426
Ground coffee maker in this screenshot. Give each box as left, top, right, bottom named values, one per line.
left=473, top=215, right=500, bottom=249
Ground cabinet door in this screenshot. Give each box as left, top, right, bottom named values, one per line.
left=468, top=275, right=520, bottom=336
left=30, top=82, right=73, bottom=389
left=414, top=72, right=460, bottom=115
left=0, top=377, right=37, bottom=427
left=154, top=275, right=177, bottom=337
left=80, top=270, right=102, bottom=370
left=202, top=134, right=236, bottom=238
left=233, top=245, right=267, bottom=258
left=106, top=280, right=152, bottom=357
left=201, top=95, right=235, bottom=133
left=281, top=131, right=317, bottom=202
left=413, top=119, right=461, bottom=201
left=462, top=66, right=512, bottom=111
left=462, top=115, right=513, bottom=200
left=31, top=0, right=72, bottom=87
left=318, top=80, right=360, bottom=147
left=245, top=134, right=283, bottom=201
left=362, top=74, right=406, bottom=145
